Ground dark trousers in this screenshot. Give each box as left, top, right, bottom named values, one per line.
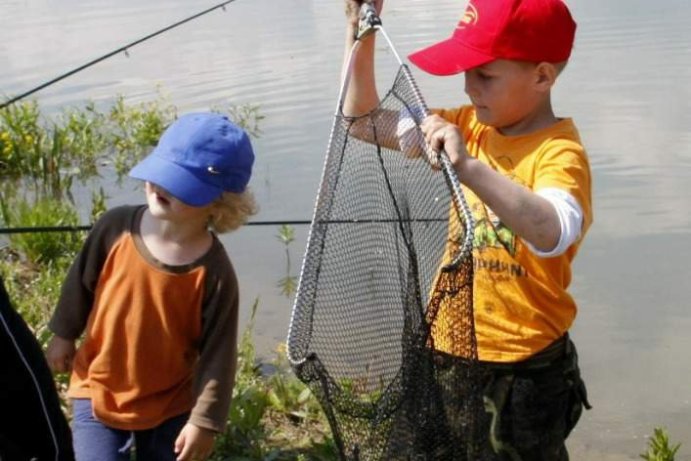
left=434, top=335, right=590, bottom=461
left=72, top=399, right=188, bottom=461
left=0, top=277, right=75, bottom=461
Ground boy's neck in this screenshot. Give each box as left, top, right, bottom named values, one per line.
left=140, top=209, right=212, bottom=265
left=497, top=97, right=559, bottom=137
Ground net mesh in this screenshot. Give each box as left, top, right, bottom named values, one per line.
left=288, top=65, right=488, bottom=460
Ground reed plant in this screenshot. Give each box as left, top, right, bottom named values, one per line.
left=276, top=224, right=298, bottom=297
left=0, top=197, right=83, bottom=266
left=640, top=427, right=681, bottom=461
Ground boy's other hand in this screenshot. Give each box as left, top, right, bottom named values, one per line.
left=45, top=335, right=76, bottom=373
left=420, top=115, right=470, bottom=174
left=174, top=423, right=215, bottom=461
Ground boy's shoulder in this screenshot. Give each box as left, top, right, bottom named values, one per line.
left=437, top=105, right=583, bottom=145
left=89, top=204, right=144, bottom=243
left=97, top=204, right=141, bottom=221
left=535, top=118, right=584, bottom=150
left=205, top=236, right=235, bottom=276
left=433, top=104, right=476, bottom=127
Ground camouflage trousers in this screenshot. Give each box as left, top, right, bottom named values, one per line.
left=434, top=335, right=591, bottom=461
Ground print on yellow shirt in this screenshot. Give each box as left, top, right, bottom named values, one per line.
left=470, top=154, right=524, bottom=257
left=473, top=202, right=516, bottom=257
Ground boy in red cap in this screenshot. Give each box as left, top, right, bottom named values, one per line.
left=343, top=0, right=592, bottom=458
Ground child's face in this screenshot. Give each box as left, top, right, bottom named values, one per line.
left=464, top=59, right=548, bottom=133
left=144, top=182, right=212, bottom=225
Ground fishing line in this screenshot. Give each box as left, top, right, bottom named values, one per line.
left=0, top=0, right=236, bottom=110
left=0, top=219, right=308, bottom=235
left=0, top=219, right=455, bottom=235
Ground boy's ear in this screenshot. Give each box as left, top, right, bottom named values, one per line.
left=534, top=62, right=558, bottom=91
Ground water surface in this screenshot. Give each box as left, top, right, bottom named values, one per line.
left=2, top=0, right=691, bottom=458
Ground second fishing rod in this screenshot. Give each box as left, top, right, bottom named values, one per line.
left=0, top=0, right=237, bottom=111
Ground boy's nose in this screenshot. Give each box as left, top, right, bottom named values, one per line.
left=148, top=182, right=169, bottom=196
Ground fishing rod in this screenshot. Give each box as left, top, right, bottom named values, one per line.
left=0, top=0, right=236, bottom=110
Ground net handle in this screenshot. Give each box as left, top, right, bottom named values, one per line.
left=350, top=3, right=475, bottom=270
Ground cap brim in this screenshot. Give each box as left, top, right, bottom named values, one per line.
left=129, top=153, right=222, bottom=207
left=408, top=37, right=495, bottom=76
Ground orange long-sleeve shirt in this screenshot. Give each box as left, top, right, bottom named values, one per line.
left=49, top=205, right=239, bottom=432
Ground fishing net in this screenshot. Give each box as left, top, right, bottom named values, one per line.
left=287, top=10, right=487, bottom=461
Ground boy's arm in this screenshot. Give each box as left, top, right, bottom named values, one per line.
left=342, top=0, right=381, bottom=117
left=421, top=116, right=561, bottom=252
left=463, top=158, right=561, bottom=251
left=342, top=0, right=405, bottom=151
left=189, top=254, right=239, bottom=433
left=46, top=241, right=89, bottom=372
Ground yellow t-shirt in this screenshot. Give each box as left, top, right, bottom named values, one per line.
left=431, top=106, right=593, bottom=362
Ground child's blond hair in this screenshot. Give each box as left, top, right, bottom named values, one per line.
left=209, top=189, right=258, bottom=234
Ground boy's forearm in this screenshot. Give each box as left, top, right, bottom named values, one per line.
left=192, top=289, right=238, bottom=433
left=341, top=23, right=402, bottom=151
left=190, top=360, right=236, bottom=433
left=342, top=23, right=379, bottom=117
left=461, top=158, right=561, bottom=252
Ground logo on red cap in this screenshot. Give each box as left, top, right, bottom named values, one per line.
left=457, top=2, right=479, bottom=30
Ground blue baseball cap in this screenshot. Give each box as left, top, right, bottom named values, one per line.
left=129, top=112, right=255, bottom=206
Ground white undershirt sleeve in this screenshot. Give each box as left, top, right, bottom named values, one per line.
left=525, top=188, right=584, bottom=257
left=397, top=108, right=426, bottom=157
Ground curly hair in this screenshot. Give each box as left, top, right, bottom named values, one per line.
left=208, top=189, right=258, bottom=234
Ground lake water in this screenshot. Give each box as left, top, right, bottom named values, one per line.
left=2, top=0, right=691, bottom=459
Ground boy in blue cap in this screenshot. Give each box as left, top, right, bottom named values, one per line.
left=45, top=113, right=257, bottom=461
left=343, top=0, right=592, bottom=458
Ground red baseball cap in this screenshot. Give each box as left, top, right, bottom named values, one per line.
left=408, top=0, right=576, bottom=76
